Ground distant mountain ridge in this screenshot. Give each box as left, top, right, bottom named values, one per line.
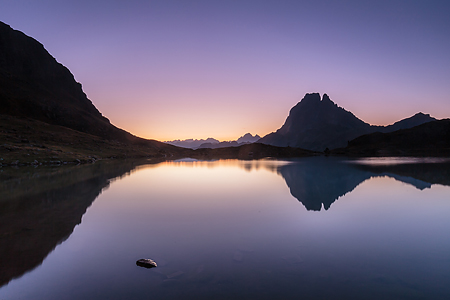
left=165, top=138, right=219, bottom=149
left=199, top=133, right=261, bottom=149
left=166, top=133, right=261, bottom=149
left=259, top=93, right=437, bottom=151
left=237, top=133, right=261, bottom=143
left=381, top=112, right=436, bottom=132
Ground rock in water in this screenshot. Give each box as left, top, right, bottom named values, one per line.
left=136, top=258, right=157, bottom=268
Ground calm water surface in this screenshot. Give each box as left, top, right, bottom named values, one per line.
left=1, top=157, right=450, bottom=299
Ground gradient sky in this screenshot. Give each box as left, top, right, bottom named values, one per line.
left=2, top=0, right=450, bottom=141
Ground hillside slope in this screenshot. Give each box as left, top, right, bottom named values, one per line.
left=0, top=21, right=185, bottom=164
left=333, top=119, right=450, bottom=157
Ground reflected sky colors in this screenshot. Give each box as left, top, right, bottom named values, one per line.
left=2, top=1, right=450, bottom=140
left=1, top=158, right=450, bottom=299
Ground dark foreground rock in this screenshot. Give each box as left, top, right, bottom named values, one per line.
left=136, top=258, right=157, bottom=269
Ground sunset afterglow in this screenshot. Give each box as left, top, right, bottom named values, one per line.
left=2, top=0, right=449, bottom=141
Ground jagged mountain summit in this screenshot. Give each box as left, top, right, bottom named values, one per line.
left=259, top=93, right=372, bottom=151
left=237, top=133, right=261, bottom=144
left=259, top=93, right=436, bottom=151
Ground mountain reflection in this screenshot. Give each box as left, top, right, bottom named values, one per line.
left=2, top=157, right=449, bottom=287
left=277, top=158, right=450, bottom=211
left=278, top=158, right=372, bottom=211
left=0, top=160, right=150, bottom=287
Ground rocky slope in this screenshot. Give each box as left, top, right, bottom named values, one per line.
left=0, top=21, right=185, bottom=164
left=259, top=93, right=436, bottom=151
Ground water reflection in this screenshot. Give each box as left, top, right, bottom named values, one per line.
left=1, top=157, right=450, bottom=293
left=0, top=160, right=149, bottom=287
left=354, top=159, right=450, bottom=187
left=277, top=157, right=450, bottom=211
left=278, top=158, right=373, bottom=211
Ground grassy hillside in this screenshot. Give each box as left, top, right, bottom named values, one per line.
left=332, top=119, right=450, bottom=157
left=0, top=115, right=190, bottom=166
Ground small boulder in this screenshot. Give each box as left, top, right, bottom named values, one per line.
left=136, top=258, right=157, bottom=269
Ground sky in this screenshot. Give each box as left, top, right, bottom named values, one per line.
left=2, top=0, right=450, bottom=141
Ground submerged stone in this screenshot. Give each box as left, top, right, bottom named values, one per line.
left=136, top=258, right=157, bottom=269
left=167, top=271, right=184, bottom=279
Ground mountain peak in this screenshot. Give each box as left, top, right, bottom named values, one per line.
left=321, top=93, right=331, bottom=102
left=237, top=133, right=261, bottom=144
left=320, top=93, right=337, bottom=107
left=298, top=93, right=321, bottom=105
left=292, top=93, right=336, bottom=111
left=259, top=92, right=438, bottom=151
left=260, top=93, right=371, bottom=151
left=383, top=112, right=436, bottom=132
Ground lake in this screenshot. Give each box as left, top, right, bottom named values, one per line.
left=1, top=157, right=450, bottom=300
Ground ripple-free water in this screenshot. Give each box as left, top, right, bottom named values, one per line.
left=1, top=158, right=450, bottom=299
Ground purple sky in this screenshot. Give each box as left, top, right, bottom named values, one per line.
left=2, top=0, right=450, bottom=141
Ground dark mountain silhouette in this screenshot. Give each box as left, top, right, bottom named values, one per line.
left=1, top=20, right=443, bottom=162
left=0, top=160, right=153, bottom=287
left=259, top=93, right=436, bottom=151
left=0, top=21, right=183, bottom=164
left=381, top=112, right=436, bottom=132
left=1, top=21, right=118, bottom=140
left=277, top=158, right=450, bottom=211
left=334, top=119, right=450, bottom=157
left=259, top=93, right=372, bottom=151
